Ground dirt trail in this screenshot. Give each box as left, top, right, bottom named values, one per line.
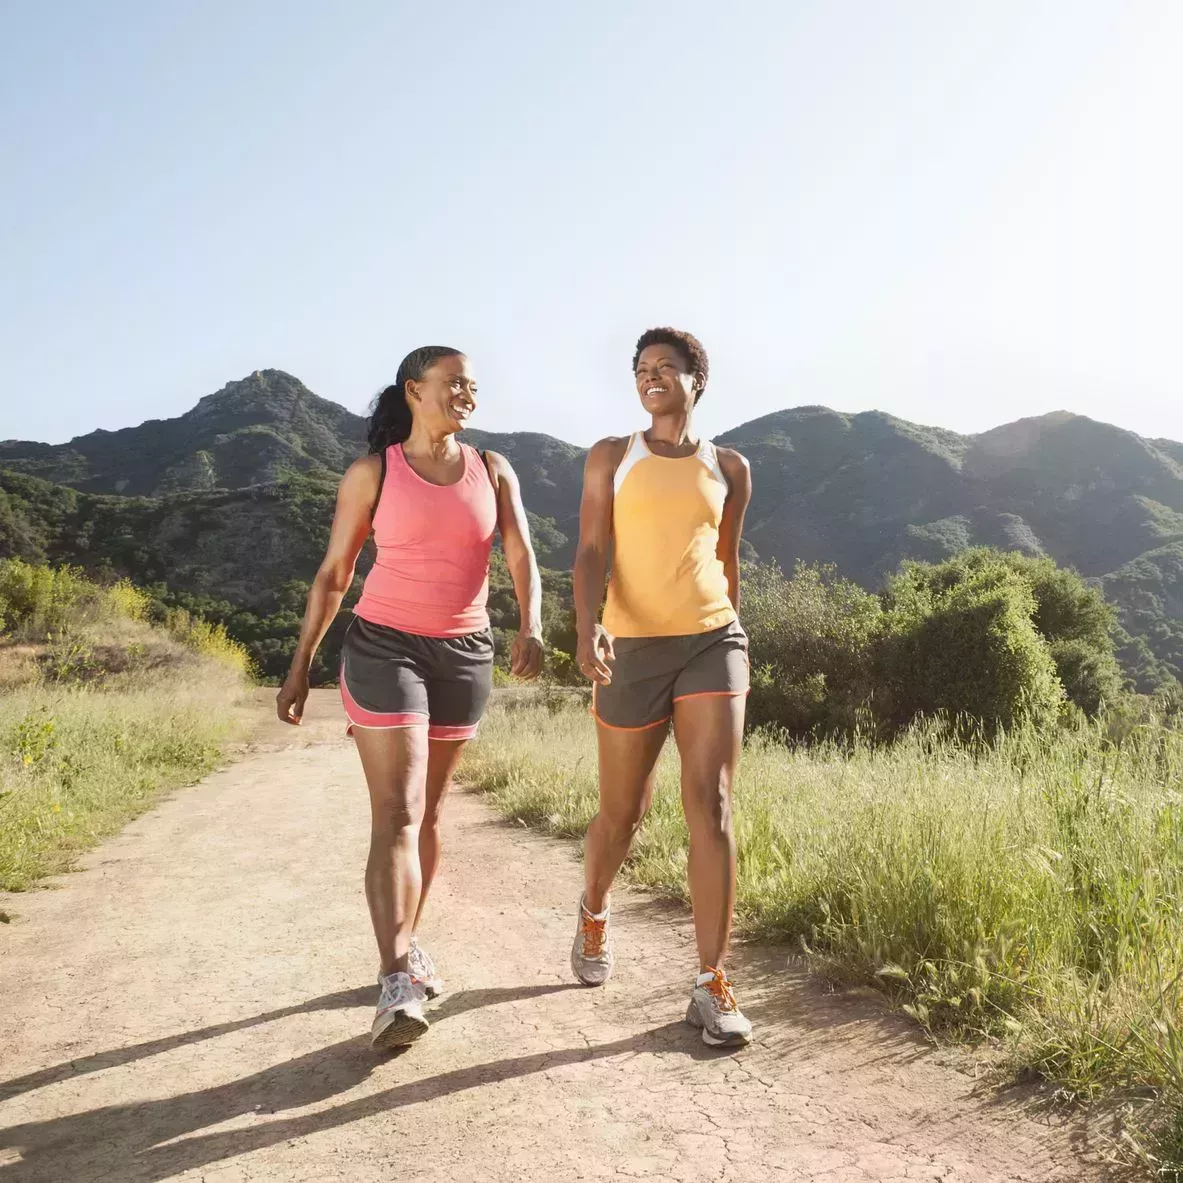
left=0, top=691, right=1114, bottom=1182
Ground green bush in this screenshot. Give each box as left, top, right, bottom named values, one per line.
left=743, top=561, right=882, bottom=738
left=160, top=607, right=254, bottom=680
left=743, top=549, right=1125, bottom=741
left=879, top=567, right=1065, bottom=737
left=0, top=559, right=100, bottom=638
left=0, top=559, right=252, bottom=678
left=885, top=549, right=1125, bottom=715
left=1049, top=637, right=1123, bottom=717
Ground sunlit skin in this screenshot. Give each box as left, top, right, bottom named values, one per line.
left=275, top=354, right=544, bottom=976
left=573, top=341, right=752, bottom=975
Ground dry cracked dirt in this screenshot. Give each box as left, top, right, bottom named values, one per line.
left=0, top=691, right=1119, bottom=1181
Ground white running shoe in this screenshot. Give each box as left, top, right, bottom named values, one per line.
left=570, top=895, right=614, bottom=986
left=685, top=967, right=752, bottom=1047
left=371, top=971, right=429, bottom=1050
left=409, top=935, right=444, bottom=999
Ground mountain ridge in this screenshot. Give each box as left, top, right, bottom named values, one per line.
left=3, top=369, right=1181, bottom=690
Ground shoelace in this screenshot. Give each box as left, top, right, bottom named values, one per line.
left=581, top=912, right=608, bottom=957
left=702, top=967, right=738, bottom=1013
left=409, top=943, right=434, bottom=977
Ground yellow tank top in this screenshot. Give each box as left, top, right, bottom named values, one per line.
left=603, top=432, right=736, bottom=638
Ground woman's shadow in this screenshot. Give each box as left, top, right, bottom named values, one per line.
left=1, top=981, right=707, bottom=1183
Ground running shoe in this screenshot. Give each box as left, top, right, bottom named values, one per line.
left=570, top=894, right=614, bottom=986
left=371, top=970, right=429, bottom=1050
left=685, top=966, right=752, bottom=1047
left=409, top=935, right=444, bottom=999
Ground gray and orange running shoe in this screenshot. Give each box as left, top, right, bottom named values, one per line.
left=685, top=966, right=752, bottom=1047
left=570, top=895, right=614, bottom=986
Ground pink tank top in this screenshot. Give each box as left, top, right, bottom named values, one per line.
left=354, top=443, right=498, bottom=637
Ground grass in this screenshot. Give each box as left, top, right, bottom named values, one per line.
left=463, top=695, right=1183, bottom=1176
left=0, top=672, right=247, bottom=894
left=0, top=560, right=251, bottom=897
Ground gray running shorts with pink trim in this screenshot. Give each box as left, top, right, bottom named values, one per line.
left=592, top=620, right=749, bottom=731
left=339, top=615, right=494, bottom=741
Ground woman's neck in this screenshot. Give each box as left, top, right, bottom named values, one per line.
left=403, top=423, right=461, bottom=459
left=645, top=412, right=697, bottom=449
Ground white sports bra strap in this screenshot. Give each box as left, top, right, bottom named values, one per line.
left=612, top=432, right=649, bottom=494
left=699, top=439, right=726, bottom=487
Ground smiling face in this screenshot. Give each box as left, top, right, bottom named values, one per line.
left=406, top=353, right=477, bottom=434
left=634, top=343, right=702, bottom=416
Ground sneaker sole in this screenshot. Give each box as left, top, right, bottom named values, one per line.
left=685, top=1001, right=751, bottom=1047
left=371, top=1009, right=430, bottom=1051
left=700, top=1027, right=752, bottom=1048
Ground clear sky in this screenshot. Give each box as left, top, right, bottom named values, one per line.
left=2, top=1, right=1180, bottom=448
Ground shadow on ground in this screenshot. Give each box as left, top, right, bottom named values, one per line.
left=2, top=982, right=726, bottom=1183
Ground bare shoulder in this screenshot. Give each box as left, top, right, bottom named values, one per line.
left=342, top=453, right=383, bottom=491
left=333, top=454, right=383, bottom=522
left=716, top=445, right=751, bottom=481
left=587, top=435, right=630, bottom=470
left=481, top=449, right=519, bottom=489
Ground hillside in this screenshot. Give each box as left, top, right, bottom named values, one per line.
left=3, top=372, right=1182, bottom=689
left=0, top=370, right=367, bottom=496
left=721, top=406, right=1183, bottom=587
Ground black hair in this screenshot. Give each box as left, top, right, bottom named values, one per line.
left=367, top=345, right=464, bottom=453
left=632, top=327, right=709, bottom=403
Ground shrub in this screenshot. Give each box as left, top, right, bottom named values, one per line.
left=1049, top=637, right=1124, bottom=717
left=743, top=561, right=882, bottom=738
left=885, top=549, right=1124, bottom=715
left=878, top=567, right=1064, bottom=737
left=0, top=560, right=253, bottom=679
left=743, top=555, right=1075, bottom=741
left=0, top=559, right=98, bottom=638
left=161, top=606, right=254, bottom=679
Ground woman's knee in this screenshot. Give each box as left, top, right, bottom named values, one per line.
left=370, top=790, right=426, bottom=838
left=682, top=772, right=734, bottom=837
left=598, top=799, right=648, bottom=843
left=423, top=779, right=454, bottom=830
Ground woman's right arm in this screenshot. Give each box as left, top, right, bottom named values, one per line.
left=276, top=455, right=381, bottom=724
left=573, top=438, right=624, bottom=685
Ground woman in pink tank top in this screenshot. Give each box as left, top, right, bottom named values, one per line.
left=276, top=346, right=544, bottom=1050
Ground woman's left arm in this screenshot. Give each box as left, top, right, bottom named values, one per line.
left=716, top=448, right=753, bottom=612
left=486, top=450, right=545, bottom=679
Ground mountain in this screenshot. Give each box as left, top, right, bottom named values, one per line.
left=0, top=370, right=368, bottom=496
left=0, top=369, right=588, bottom=550
left=3, top=371, right=1182, bottom=690
left=723, top=406, right=1183, bottom=587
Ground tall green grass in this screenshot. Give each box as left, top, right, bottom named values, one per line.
left=0, top=680, right=244, bottom=892
left=0, top=560, right=251, bottom=896
left=464, top=698, right=1183, bottom=1174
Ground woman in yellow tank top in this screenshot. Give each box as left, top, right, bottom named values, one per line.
left=570, top=327, right=755, bottom=1047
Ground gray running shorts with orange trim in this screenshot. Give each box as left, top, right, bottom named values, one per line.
left=592, top=620, right=749, bottom=731
left=339, top=615, right=494, bottom=741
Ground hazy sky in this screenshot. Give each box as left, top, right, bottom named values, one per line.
left=2, top=1, right=1180, bottom=447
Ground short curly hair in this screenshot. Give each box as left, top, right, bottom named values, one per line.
left=633, top=327, right=709, bottom=402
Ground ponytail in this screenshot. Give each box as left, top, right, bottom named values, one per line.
left=366, top=345, right=463, bottom=454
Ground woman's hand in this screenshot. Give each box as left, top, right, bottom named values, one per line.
left=276, top=669, right=310, bottom=725
left=576, top=625, right=615, bottom=685
left=510, top=630, right=545, bottom=680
